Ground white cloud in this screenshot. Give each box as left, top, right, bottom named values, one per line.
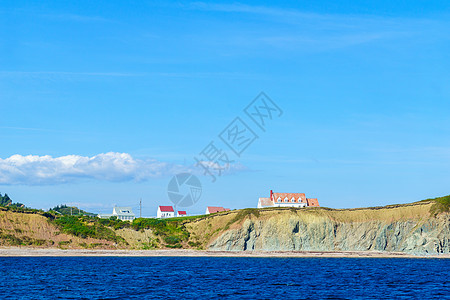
left=0, top=152, right=247, bottom=185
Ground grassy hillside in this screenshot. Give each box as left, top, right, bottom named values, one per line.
left=0, top=195, right=448, bottom=251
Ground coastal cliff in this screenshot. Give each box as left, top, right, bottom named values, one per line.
left=1, top=198, right=449, bottom=255
left=188, top=201, right=450, bottom=255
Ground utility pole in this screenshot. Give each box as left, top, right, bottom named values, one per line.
left=139, top=198, right=142, bottom=218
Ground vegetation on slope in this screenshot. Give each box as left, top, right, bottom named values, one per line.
left=1, top=192, right=449, bottom=250
left=132, top=218, right=190, bottom=248
left=0, top=230, right=47, bottom=247
left=51, top=215, right=128, bottom=245
left=223, top=208, right=260, bottom=230
left=50, top=204, right=96, bottom=217
left=429, top=195, right=450, bottom=215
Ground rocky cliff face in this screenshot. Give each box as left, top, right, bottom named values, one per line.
left=207, top=204, right=450, bottom=255
left=2, top=200, right=449, bottom=254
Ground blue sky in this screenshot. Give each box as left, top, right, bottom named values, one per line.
left=1, top=1, right=449, bottom=216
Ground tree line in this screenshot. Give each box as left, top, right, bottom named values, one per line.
left=0, top=193, right=24, bottom=208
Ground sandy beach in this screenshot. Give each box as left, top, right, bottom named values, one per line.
left=1, top=247, right=449, bottom=258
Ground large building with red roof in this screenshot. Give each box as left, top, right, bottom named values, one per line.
left=257, top=190, right=319, bottom=208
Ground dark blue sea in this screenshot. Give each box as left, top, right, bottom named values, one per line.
left=0, top=257, right=449, bottom=299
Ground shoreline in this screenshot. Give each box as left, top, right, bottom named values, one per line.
left=1, top=248, right=449, bottom=258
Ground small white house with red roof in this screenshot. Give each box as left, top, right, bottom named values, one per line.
left=257, top=190, right=320, bottom=208
left=205, top=206, right=230, bottom=214
left=177, top=211, right=187, bottom=217
left=157, top=206, right=175, bottom=218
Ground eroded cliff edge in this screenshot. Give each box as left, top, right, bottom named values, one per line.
left=1, top=199, right=449, bottom=255
left=187, top=201, right=450, bottom=255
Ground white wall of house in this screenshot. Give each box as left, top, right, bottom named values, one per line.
left=257, top=198, right=272, bottom=208
left=116, top=215, right=135, bottom=221
left=157, top=209, right=174, bottom=218
left=98, top=206, right=135, bottom=221
left=257, top=197, right=307, bottom=209
left=273, top=202, right=306, bottom=208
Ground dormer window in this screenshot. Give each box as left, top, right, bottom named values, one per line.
left=291, top=197, right=295, bottom=203
left=277, top=197, right=281, bottom=202
left=284, top=197, right=289, bottom=202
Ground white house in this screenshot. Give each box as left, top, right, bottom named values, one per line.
left=205, top=206, right=230, bottom=214
left=157, top=206, right=175, bottom=218
left=257, top=190, right=320, bottom=209
left=98, top=206, right=135, bottom=221
left=177, top=210, right=187, bottom=217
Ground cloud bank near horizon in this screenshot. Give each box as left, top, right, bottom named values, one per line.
left=0, top=152, right=246, bottom=185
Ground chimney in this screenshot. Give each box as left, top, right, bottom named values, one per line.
left=270, top=190, right=273, bottom=199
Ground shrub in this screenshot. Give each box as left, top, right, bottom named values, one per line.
left=132, top=218, right=190, bottom=248
left=42, top=212, right=55, bottom=220
left=166, top=243, right=182, bottom=248
left=52, top=216, right=127, bottom=244
left=188, top=241, right=201, bottom=247
left=164, top=236, right=180, bottom=245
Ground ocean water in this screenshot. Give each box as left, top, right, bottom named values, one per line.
left=0, top=257, right=449, bottom=299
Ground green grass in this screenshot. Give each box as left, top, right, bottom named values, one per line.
left=51, top=215, right=127, bottom=244
left=80, top=242, right=104, bottom=249
left=97, top=217, right=131, bottom=230
left=139, top=238, right=159, bottom=250
left=0, top=233, right=47, bottom=246
left=132, top=218, right=190, bottom=247
left=1, top=205, right=44, bottom=215
left=164, top=236, right=180, bottom=245
left=223, top=208, right=260, bottom=230
left=429, top=195, right=450, bottom=215
left=165, top=214, right=210, bottom=222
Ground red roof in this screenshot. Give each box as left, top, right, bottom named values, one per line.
left=271, top=192, right=306, bottom=203
left=159, top=206, right=174, bottom=212
left=207, top=206, right=229, bottom=213
left=306, top=198, right=320, bottom=207
left=178, top=211, right=186, bottom=215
